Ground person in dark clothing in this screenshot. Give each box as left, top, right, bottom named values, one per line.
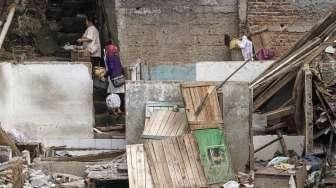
left=104, top=43, right=125, bottom=112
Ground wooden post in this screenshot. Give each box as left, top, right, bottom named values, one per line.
left=249, top=87, right=254, bottom=170
left=304, top=66, right=313, bottom=154
left=0, top=4, right=16, bottom=49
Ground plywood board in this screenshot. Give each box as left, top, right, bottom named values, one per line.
left=126, top=144, right=153, bottom=188
left=142, top=109, right=188, bottom=139
left=144, top=134, right=207, bottom=187
left=193, top=129, right=234, bottom=184
left=181, top=84, right=222, bottom=130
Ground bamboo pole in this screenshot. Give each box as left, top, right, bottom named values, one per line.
left=0, top=4, right=16, bottom=50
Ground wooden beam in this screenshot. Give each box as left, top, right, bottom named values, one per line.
left=304, top=67, right=314, bottom=154
left=0, top=4, right=16, bottom=49
left=265, top=106, right=294, bottom=123
left=251, top=37, right=320, bottom=88
left=277, top=130, right=288, bottom=156
left=265, top=122, right=288, bottom=132
left=253, top=72, right=296, bottom=111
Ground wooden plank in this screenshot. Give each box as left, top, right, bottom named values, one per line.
left=155, top=110, right=172, bottom=136
left=142, top=109, right=188, bottom=139
left=253, top=71, right=296, bottom=111
left=193, top=129, right=234, bottom=184
left=252, top=37, right=321, bottom=87
left=163, top=138, right=180, bottom=186
left=144, top=135, right=207, bottom=187
left=155, top=140, right=173, bottom=187
left=171, top=137, right=191, bottom=187
left=304, top=67, right=313, bottom=154
left=143, top=142, right=160, bottom=186
left=126, top=144, right=153, bottom=188
left=181, top=85, right=222, bottom=130
left=264, top=106, right=294, bottom=122
left=181, top=86, right=195, bottom=122
left=177, top=137, right=196, bottom=187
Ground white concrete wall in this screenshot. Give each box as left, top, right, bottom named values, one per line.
left=196, top=61, right=273, bottom=82
left=0, top=62, right=94, bottom=144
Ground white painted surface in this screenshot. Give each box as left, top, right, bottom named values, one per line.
left=196, top=61, right=273, bottom=82
left=0, top=62, right=94, bottom=144
left=253, top=135, right=305, bottom=161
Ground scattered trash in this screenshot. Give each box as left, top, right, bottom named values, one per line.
left=222, top=180, right=239, bottom=188
left=267, top=156, right=289, bottom=167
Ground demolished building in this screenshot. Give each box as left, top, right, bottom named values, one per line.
left=0, top=0, right=335, bottom=188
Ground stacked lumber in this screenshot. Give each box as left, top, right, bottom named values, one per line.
left=251, top=9, right=336, bottom=163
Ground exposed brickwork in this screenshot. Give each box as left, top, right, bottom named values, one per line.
left=247, top=0, right=335, bottom=57
left=116, top=0, right=238, bottom=66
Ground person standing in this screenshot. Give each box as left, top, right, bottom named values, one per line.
left=104, top=43, right=125, bottom=113
left=77, top=15, right=101, bottom=67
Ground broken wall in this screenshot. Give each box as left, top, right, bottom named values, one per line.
left=0, top=62, right=94, bottom=143
left=115, top=0, right=238, bottom=66
left=247, top=0, right=336, bottom=57
left=126, top=80, right=252, bottom=173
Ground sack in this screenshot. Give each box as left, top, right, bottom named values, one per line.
left=112, top=74, right=125, bottom=87
left=93, top=78, right=108, bottom=89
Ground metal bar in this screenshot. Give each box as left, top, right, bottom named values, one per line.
left=0, top=4, right=16, bottom=49
left=194, top=59, right=251, bottom=116
left=254, top=137, right=282, bottom=153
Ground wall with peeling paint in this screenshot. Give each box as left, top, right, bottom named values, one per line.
left=140, top=61, right=273, bottom=82
left=0, top=62, right=94, bottom=143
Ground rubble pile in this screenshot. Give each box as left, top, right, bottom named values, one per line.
left=23, top=169, right=55, bottom=188
left=251, top=10, right=336, bottom=187
left=85, top=154, right=128, bottom=182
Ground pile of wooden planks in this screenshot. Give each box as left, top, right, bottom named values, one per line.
left=127, top=82, right=234, bottom=187
left=250, top=10, right=336, bottom=162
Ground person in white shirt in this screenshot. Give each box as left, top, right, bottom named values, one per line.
left=77, top=15, right=101, bottom=67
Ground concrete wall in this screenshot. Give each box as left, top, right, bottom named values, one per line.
left=247, top=0, right=335, bottom=57
left=116, top=0, right=239, bottom=66
left=222, top=82, right=250, bottom=172
left=125, top=81, right=184, bottom=144
left=196, top=61, right=272, bottom=82
left=0, top=62, right=94, bottom=144
left=141, top=61, right=273, bottom=82
left=126, top=81, right=252, bottom=173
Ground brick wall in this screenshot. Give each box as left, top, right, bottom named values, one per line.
left=115, top=0, right=238, bottom=66
left=247, top=0, right=335, bottom=57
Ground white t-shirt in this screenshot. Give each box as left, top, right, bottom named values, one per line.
left=83, top=26, right=101, bottom=57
